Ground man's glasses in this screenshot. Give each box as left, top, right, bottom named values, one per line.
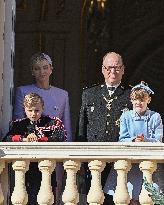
left=102, top=65, right=123, bottom=72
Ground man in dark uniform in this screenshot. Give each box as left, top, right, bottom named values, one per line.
left=77, top=52, right=132, bottom=204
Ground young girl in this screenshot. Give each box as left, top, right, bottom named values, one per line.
left=104, top=81, right=163, bottom=205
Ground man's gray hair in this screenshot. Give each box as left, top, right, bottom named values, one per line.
left=102, top=52, right=123, bottom=65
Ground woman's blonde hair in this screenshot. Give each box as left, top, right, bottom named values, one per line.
left=23, top=93, right=44, bottom=108
left=30, top=52, right=52, bottom=69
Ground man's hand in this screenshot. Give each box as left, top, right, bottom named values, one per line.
left=25, top=133, right=38, bottom=142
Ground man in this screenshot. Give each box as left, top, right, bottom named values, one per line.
left=77, top=52, right=132, bottom=204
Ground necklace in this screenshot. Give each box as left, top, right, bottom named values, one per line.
left=102, top=94, right=117, bottom=111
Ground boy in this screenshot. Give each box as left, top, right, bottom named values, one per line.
left=3, top=93, right=67, bottom=205
left=4, top=92, right=67, bottom=142
left=104, top=81, right=163, bottom=205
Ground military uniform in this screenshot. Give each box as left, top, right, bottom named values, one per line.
left=78, top=83, right=132, bottom=142
left=77, top=83, right=132, bottom=204
left=3, top=115, right=67, bottom=142
left=3, top=115, right=66, bottom=205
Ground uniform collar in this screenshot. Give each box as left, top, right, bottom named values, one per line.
left=29, top=117, right=42, bottom=125
left=101, top=83, right=124, bottom=97
left=105, top=82, right=121, bottom=90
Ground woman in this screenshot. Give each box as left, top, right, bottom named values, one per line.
left=13, top=52, right=72, bottom=141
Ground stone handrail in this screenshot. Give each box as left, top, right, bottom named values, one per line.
left=0, top=142, right=164, bottom=205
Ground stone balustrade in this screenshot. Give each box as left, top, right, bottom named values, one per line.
left=0, top=142, right=164, bottom=205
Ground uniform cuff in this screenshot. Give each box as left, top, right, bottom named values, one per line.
left=12, top=135, right=22, bottom=142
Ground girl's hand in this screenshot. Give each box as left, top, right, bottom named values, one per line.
left=26, top=133, right=38, bottom=142
left=134, top=134, right=144, bottom=142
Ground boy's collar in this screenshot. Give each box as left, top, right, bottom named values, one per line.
left=29, top=118, right=41, bottom=125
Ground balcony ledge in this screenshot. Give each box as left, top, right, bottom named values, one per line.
left=0, top=142, right=164, bottom=162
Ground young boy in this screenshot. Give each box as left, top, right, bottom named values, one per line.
left=4, top=92, right=67, bottom=142
left=3, top=92, right=67, bottom=205
left=104, top=81, right=163, bottom=205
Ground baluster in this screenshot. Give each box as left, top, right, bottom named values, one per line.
left=87, top=160, right=105, bottom=205
left=139, top=161, right=157, bottom=205
left=113, top=160, right=131, bottom=205
left=11, top=160, right=29, bottom=205
left=37, top=160, right=56, bottom=205
left=62, top=160, right=80, bottom=205
left=0, top=161, right=5, bottom=204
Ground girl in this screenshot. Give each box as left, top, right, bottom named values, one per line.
left=104, top=81, right=163, bottom=205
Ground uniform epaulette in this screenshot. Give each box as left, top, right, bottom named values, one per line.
left=122, top=108, right=129, bottom=113
left=49, top=115, right=62, bottom=122
left=129, top=84, right=133, bottom=88
left=12, top=117, right=26, bottom=122
left=121, top=84, right=132, bottom=90
left=83, top=83, right=100, bottom=90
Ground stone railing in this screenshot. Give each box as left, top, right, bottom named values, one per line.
left=0, top=142, right=164, bottom=205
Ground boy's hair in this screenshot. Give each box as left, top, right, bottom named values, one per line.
left=130, top=88, right=150, bottom=101
left=23, top=93, right=44, bottom=108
